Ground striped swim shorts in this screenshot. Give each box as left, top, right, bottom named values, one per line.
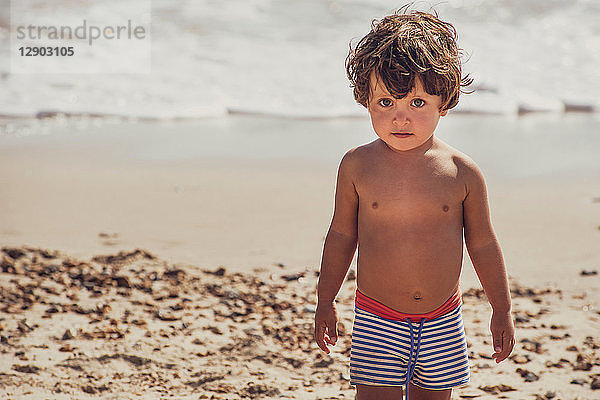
left=350, top=290, right=470, bottom=393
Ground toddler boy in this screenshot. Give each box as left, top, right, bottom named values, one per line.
left=314, top=8, right=515, bottom=400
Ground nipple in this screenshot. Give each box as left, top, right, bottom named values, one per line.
left=371, top=201, right=378, bottom=209
left=442, top=205, right=449, bottom=212
left=413, top=291, right=423, bottom=301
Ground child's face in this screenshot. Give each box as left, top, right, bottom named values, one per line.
left=367, top=72, right=447, bottom=152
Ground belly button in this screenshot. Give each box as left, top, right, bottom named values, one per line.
left=442, top=205, right=449, bottom=212
left=413, top=291, right=423, bottom=301
left=371, top=201, right=378, bottom=209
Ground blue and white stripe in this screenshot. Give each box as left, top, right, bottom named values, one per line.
left=350, top=305, right=470, bottom=390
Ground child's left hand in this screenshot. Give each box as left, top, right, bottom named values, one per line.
left=490, top=310, right=515, bottom=363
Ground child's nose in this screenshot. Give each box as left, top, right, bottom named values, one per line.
left=393, top=110, right=409, bottom=125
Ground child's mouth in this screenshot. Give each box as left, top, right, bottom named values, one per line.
left=392, top=132, right=413, bottom=138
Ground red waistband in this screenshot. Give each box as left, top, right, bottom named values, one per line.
left=355, top=287, right=462, bottom=322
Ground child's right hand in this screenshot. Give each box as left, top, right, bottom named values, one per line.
left=314, top=301, right=339, bottom=354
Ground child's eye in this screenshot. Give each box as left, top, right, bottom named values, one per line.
left=411, top=98, right=426, bottom=108
left=378, top=98, right=393, bottom=107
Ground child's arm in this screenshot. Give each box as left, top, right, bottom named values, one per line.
left=314, top=151, right=359, bottom=354
left=462, top=158, right=515, bottom=363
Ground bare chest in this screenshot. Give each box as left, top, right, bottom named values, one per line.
left=356, top=159, right=465, bottom=220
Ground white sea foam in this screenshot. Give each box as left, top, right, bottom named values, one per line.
left=0, top=0, right=598, bottom=122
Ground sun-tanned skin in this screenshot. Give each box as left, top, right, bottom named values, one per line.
left=314, top=74, right=515, bottom=399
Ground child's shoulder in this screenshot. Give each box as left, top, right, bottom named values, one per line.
left=340, top=139, right=383, bottom=163
left=436, top=140, right=486, bottom=186
left=435, top=139, right=475, bottom=164
left=338, top=140, right=377, bottom=168
left=339, top=139, right=485, bottom=184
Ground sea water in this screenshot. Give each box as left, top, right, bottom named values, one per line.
left=0, top=0, right=598, bottom=122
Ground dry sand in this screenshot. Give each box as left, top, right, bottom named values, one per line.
left=0, top=246, right=599, bottom=399
left=1, top=115, right=600, bottom=398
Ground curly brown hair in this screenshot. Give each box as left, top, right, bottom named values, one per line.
left=346, top=7, right=472, bottom=111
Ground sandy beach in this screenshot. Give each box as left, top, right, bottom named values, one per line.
left=1, top=114, right=600, bottom=399
left=1, top=246, right=599, bottom=399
